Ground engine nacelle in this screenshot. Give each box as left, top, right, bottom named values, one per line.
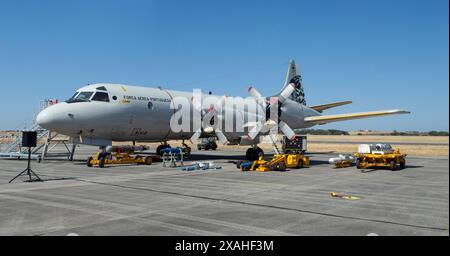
left=279, top=99, right=305, bottom=129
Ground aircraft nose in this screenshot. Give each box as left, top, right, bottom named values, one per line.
left=36, top=108, right=54, bottom=129
left=36, top=105, right=69, bottom=130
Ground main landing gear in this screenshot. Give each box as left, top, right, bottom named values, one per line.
left=246, top=146, right=264, bottom=161
left=156, top=143, right=171, bottom=156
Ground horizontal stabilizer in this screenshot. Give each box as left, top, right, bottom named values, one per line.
left=310, top=101, right=352, bottom=113
left=304, top=109, right=410, bottom=125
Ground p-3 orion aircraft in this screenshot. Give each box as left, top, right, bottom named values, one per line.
left=36, top=60, right=410, bottom=160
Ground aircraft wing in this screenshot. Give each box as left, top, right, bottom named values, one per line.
left=304, top=109, right=410, bottom=125
left=310, top=101, right=352, bottom=113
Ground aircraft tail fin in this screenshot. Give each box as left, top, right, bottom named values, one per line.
left=277, top=60, right=306, bottom=105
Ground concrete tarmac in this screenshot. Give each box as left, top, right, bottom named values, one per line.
left=0, top=145, right=448, bottom=236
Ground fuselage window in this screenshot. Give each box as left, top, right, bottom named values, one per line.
left=147, top=101, right=154, bottom=110
left=91, top=92, right=110, bottom=102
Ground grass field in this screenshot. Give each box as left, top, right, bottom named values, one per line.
left=306, top=135, right=449, bottom=144
left=127, top=135, right=448, bottom=157
left=304, top=142, right=448, bottom=157
left=304, top=135, right=449, bottom=156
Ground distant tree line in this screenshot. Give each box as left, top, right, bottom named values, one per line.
left=295, top=129, right=448, bottom=136
left=297, top=129, right=349, bottom=135
left=391, top=130, right=449, bottom=136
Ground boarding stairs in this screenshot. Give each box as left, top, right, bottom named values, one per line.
left=0, top=99, right=77, bottom=161
left=0, top=123, right=46, bottom=161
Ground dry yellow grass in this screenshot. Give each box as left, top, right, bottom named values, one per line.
left=133, top=135, right=448, bottom=157
left=154, top=135, right=448, bottom=157
left=303, top=135, right=449, bottom=156
left=307, top=135, right=449, bottom=144
left=306, top=143, right=448, bottom=157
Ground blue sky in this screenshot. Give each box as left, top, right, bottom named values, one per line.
left=0, top=0, right=448, bottom=131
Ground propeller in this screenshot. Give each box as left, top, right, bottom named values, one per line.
left=78, top=131, right=83, bottom=143
left=247, top=83, right=297, bottom=141
left=189, top=95, right=204, bottom=143
left=189, top=95, right=229, bottom=145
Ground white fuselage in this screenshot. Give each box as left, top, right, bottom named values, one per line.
left=36, top=83, right=320, bottom=146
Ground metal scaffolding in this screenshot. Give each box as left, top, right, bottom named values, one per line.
left=0, top=99, right=77, bottom=162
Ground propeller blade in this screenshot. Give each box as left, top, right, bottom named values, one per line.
left=278, top=83, right=296, bottom=104
left=215, top=130, right=229, bottom=145
left=279, top=121, right=296, bottom=140
left=213, top=96, right=227, bottom=113
left=191, top=96, right=202, bottom=112
left=248, top=86, right=267, bottom=110
left=189, top=129, right=202, bottom=143
left=247, top=122, right=263, bottom=140
left=78, top=131, right=83, bottom=144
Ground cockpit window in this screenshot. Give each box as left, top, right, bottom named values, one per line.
left=66, top=91, right=93, bottom=103
left=91, top=92, right=110, bottom=102
left=96, top=86, right=107, bottom=91
left=75, top=92, right=94, bottom=101
left=70, top=92, right=79, bottom=99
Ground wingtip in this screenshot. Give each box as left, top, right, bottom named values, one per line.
left=392, top=109, right=411, bottom=114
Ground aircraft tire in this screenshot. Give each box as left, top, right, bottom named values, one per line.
left=254, top=147, right=264, bottom=160
left=157, top=145, right=171, bottom=156
left=246, top=148, right=254, bottom=161
left=246, top=147, right=264, bottom=161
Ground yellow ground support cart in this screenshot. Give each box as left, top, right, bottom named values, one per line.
left=354, top=144, right=406, bottom=171
left=334, top=161, right=353, bottom=169
left=240, top=153, right=309, bottom=172
left=87, top=145, right=155, bottom=168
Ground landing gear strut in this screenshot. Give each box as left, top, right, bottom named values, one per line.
left=181, top=139, right=191, bottom=156
left=156, top=142, right=171, bottom=156
left=246, top=146, right=264, bottom=161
